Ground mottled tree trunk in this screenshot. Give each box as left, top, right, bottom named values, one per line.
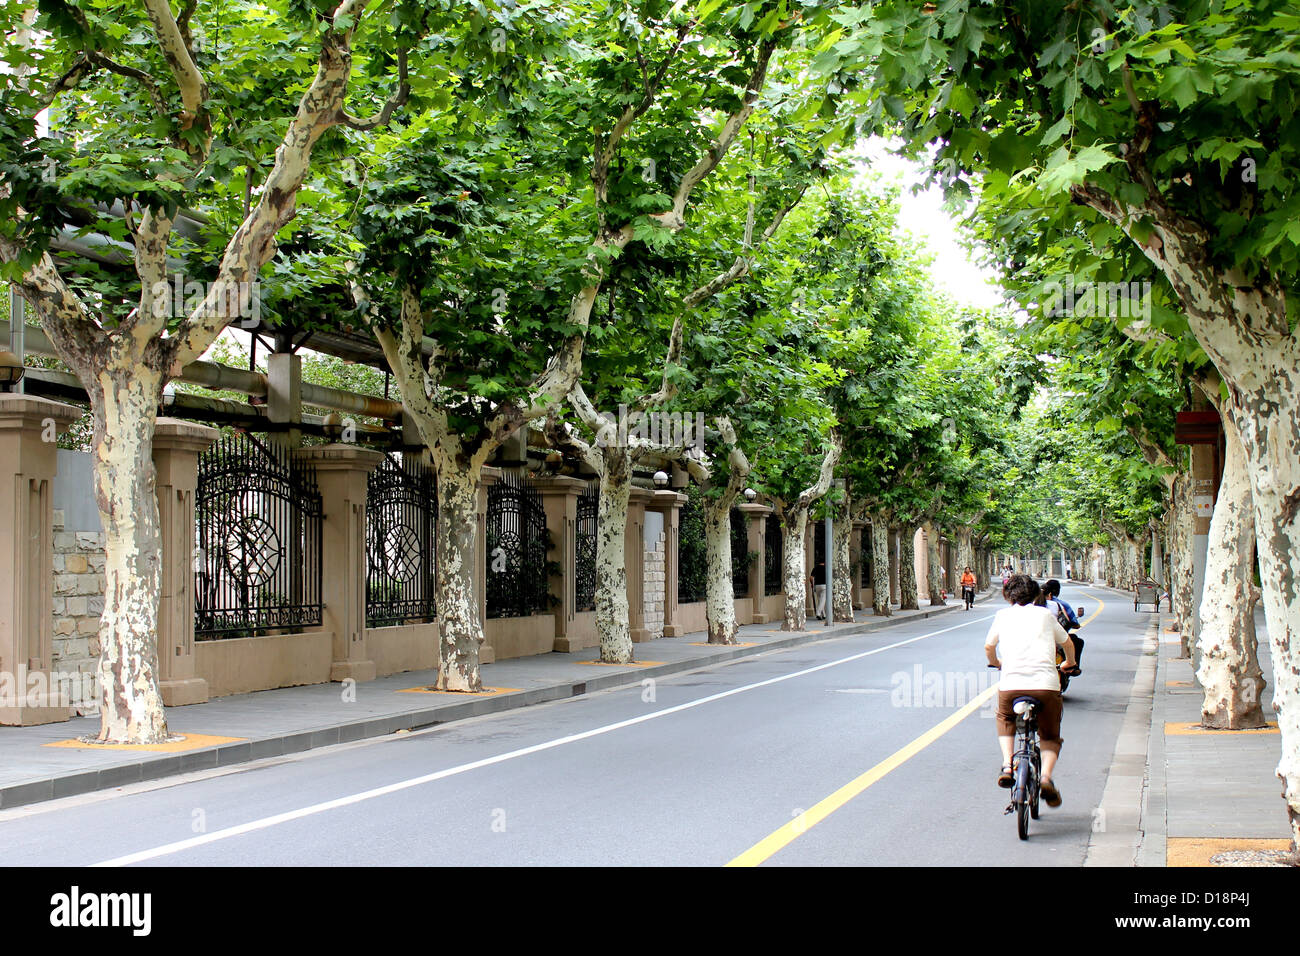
left=925, top=522, right=945, bottom=606
left=595, top=448, right=634, bottom=662
left=433, top=460, right=485, bottom=691
left=955, top=527, right=973, bottom=577
left=1170, top=474, right=1198, bottom=658
left=781, top=508, right=809, bottom=631
left=870, top=514, right=891, bottom=617
left=703, top=497, right=737, bottom=645
left=832, top=495, right=854, bottom=622
left=93, top=365, right=170, bottom=743
left=899, top=523, right=919, bottom=610
left=1197, top=412, right=1266, bottom=729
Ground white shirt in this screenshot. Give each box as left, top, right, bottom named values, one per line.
left=985, top=603, right=1070, bottom=691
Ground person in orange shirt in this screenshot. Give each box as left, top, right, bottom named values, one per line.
left=960, top=567, right=977, bottom=609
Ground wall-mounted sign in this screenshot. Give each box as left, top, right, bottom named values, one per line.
left=1194, top=495, right=1215, bottom=517
left=1175, top=410, right=1222, bottom=445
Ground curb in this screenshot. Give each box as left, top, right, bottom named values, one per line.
left=1085, top=617, right=1160, bottom=866
left=0, top=593, right=993, bottom=811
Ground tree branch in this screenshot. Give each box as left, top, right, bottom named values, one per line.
left=337, top=48, right=410, bottom=130
left=796, top=429, right=842, bottom=510
left=652, top=38, right=779, bottom=231
left=140, top=0, right=208, bottom=144
left=87, top=51, right=168, bottom=117
left=167, top=0, right=385, bottom=368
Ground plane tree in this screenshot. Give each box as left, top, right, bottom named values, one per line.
left=350, top=2, right=814, bottom=687
left=832, top=0, right=1300, bottom=846
left=0, top=0, right=430, bottom=742
left=544, top=117, right=827, bottom=661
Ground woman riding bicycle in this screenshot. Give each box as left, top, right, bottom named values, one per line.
left=984, top=574, right=1075, bottom=807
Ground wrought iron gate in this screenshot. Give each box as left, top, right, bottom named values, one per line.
left=731, top=508, right=750, bottom=598
left=366, top=453, right=437, bottom=626
left=194, top=433, right=323, bottom=638
left=861, top=526, right=873, bottom=589
left=485, top=471, right=550, bottom=618
left=764, top=513, right=783, bottom=595
left=677, top=486, right=706, bottom=604
left=574, top=484, right=597, bottom=612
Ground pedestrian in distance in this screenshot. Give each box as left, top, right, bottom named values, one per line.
left=810, top=558, right=827, bottom=620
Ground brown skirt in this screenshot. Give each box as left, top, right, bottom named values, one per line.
left=996, top=689, right=1063, bottom=746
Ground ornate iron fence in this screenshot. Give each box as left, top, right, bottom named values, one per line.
left=574, top=484, right=598, bottom=612
left=195, top=433, right=322, bottom=638
left=764, top=514, right=783, bottom=595
left=861, top=526, right=873, bottom=588
left=366, top=453, right=437, bottom=627
left=677, top=485, right=707, bottom=604
left=486, top=470, right=551, bottom=618
left=731, top=508, right=750, bottom=598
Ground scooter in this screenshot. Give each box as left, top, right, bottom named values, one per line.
left=1057, top=606, right=1084, bottom=693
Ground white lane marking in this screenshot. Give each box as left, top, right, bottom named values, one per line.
left=93, top=614, right=993, bottom=867
left=829, top=688, right=890, bottom=695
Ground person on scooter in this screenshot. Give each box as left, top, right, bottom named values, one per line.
left=960, top=567, right=977, bottom=609
left=1042, top=578, right=1084, bottom=674
left=985, top=574, right=1075, bottom=807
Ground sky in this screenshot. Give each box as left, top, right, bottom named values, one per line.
left=855, top=137, right=1007, bottom=313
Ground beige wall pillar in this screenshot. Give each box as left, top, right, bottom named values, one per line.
left=651, top=489, right=687, bottom=637
left=533, top=476, right=587, bottom=652
left=0, top=394, right=81, bottom=725
left=740, top=502, right=771, bottom=623
left=476, top=467, right=501, bottom=664
left=297, top=444, right=384, bottom=683
left=628, top=487, right=651, bottom=642
left=153, top=418, right=219, bottom=706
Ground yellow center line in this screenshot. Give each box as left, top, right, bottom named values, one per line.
left=1074, top=591, right=1106, bottom=625
left=726, top=590, right=1108, bottom=867
left=726, top=683, right=999, bottom=867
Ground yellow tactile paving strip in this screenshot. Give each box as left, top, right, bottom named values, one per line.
left=1165, top=721, right=1278, bottom=736
left=1167, top=837, right=1294, bottom=867
left=45, top=733, right=244, bottom=752
left=396, top=685, right=520, bottom=696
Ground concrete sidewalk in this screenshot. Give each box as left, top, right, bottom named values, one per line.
left=1086, top=582, right=1295, bottom=867
left=0, top=594, right=992, bottom=811
left=1143, top=604, right=1295, bottom=866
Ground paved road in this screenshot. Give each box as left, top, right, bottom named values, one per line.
left=0, top=583, right=1149, bottom=866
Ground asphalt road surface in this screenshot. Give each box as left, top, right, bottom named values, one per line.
left=0, top=583, right=1148, bottom=866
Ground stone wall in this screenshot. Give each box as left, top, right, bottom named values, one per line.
left=50, top=509, right=105, bottom=714
left=643, top=530, right=666, bottom=639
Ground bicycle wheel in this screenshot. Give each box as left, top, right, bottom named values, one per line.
left=1014, top=758, right=1031, bottom=839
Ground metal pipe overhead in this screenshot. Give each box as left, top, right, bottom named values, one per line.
left=0, top=320, right=405, bottom=419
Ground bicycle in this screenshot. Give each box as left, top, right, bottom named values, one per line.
left=1005, top=696, right=1042, bottom=840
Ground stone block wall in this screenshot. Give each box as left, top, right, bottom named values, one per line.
left=643, top=531, right=666, bottom=639
left=50, top=510, right=105, bottom=714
